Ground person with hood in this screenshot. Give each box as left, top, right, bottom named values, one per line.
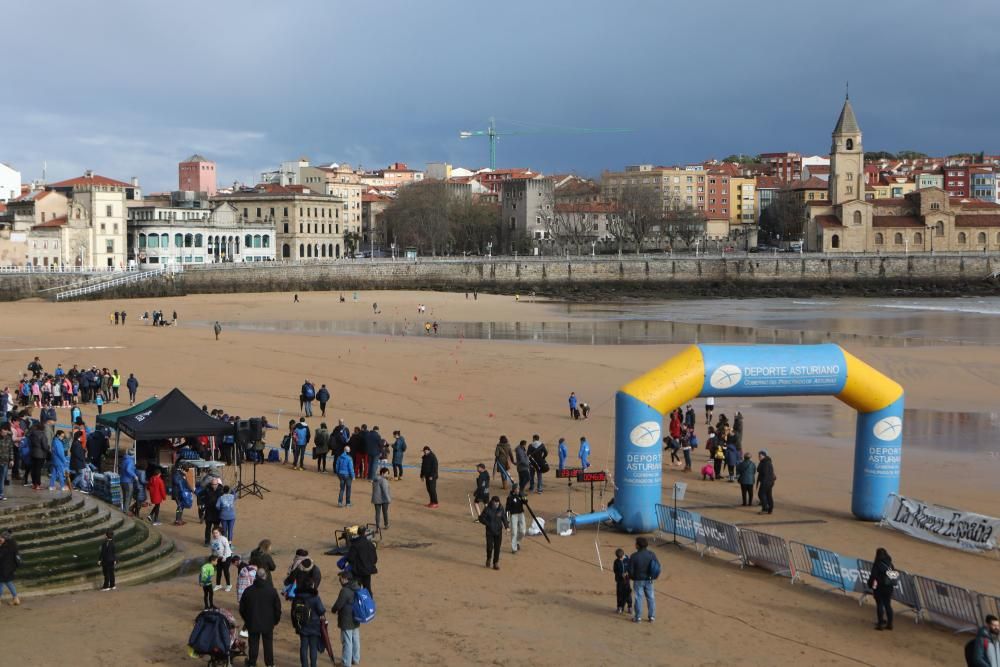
left=968, top=615, right=1000, bottom=667
left=756, top=450, right=776, bottom=514
left=724, top=439, right=740, bottom=482
left=172, top=465, right=193, bottom=526
left=472, top=463, right=491, bottom=515
left=346, top=527, right=378, bottom=594
left=201, top=476, right=224, bottom=545
left=336, top=446, right=355, bottom=507
left=332, top=570, right=362, bottom=667
left=313, top=422, right=330, bottom=473
left=239, top=569, right=282, bottom=667
left=0, top=530, right=21, bottom=605
left=866, top=547, right=897, bottom=631
left=494, top=435, right=514, bottom=490
left=28, top=421, right=50, bottom=490
left=527, top=435, right=548, bottom=493
left=332, top=419, right=350, bottom=458
left=213, top=321, right=222, bottom=341
left=478, top=495, right=508, bottom=570
left=119, top=448, right=139, bottom=515
left=69, top=431, right=87, bottom=487
left=371, top=466, right=391, bottom=530
left=126, top=373, right=139, bottom=405
left=557, top=437, right=568, bottom=472
left=578, top=436, right=591, bottom=470
left=316, top=384, right=330, bottom=418
left=735, top=452, right=757, bottom=507
left=48, top=429, right=69, bottom=491
left=285, top=553, right=323, bottom=592
left=420, top=446, right=439, bottom=508
left=391, top=430, right=406, bottom=480
left=292, top=418, right=311, bottom=471
left=292, top=583, right=327, bottom=667
left=146, top=467, right=166, bottom=525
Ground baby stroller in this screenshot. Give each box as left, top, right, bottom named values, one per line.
left=187, top=607, right=247, bottom=667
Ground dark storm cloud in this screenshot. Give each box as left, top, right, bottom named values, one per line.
left=2, top=1, right=997, bottom=190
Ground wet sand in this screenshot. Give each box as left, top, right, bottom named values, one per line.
left=1, top=290, right=997, bottom=666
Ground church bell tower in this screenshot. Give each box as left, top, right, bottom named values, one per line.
left=829, top=95, right=864, bottom=206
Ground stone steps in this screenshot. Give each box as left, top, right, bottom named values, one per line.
left=2, top=489, right=183, bottom=596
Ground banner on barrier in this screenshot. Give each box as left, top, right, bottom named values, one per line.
left=882, top=493, right=1000, bottom=552
left=699, top=516, right=742, bottom=556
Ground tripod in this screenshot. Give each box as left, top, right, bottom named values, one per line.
left=234, top=443, right=269, bottom=499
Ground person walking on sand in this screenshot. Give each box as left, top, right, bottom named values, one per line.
left=867, top=547, right=898, bottom=631
left=316, top=384, right=330, bottom=418
left=371, top=467, right=391, bottom=530
left=506, top=484, right=527, bottom=554
left=336, top=446, right=355, bottom=507
left=736, top=452, right=756, bottom=506
left=126, top=373, right=139, bottom=405
left=527, top=435, right=548, bottom=494
left=239, top=569, right=282, bottom=667
left=313, top=422, right=330, bottom=473
left=494, top=435, right=514, bottom=490
left=578, top=436, right=591, bottom=470
left=0, top=530, right=21, bottom=605
left=568, top=392, right=579, bottom=419
left=629, top=537, right=660, bottom=623
left=213, top=321, right=222, bottom=341
left=514, top=439, right=531, bottom=492
left=756, top=450, right=776, bottom=514
left=332, top=570, right=362, bottom=667
left=211, top=527, right=234, bottom=593
left=705, top=396, right=715, bottom=425
left=420, top=445, right=439, bottom=508
left=472, top=463, right=490, bottom=515
left=478, top=495, right=508, bottom=570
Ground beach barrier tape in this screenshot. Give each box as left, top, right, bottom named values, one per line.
left=737, top=528, right=795, bottom=579
left=912, top=575, right=980, bottom=633
left=854, top=559, right=922, bottom=622
left=789, top=542, right=846, bottom=593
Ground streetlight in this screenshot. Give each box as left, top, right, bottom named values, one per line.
left=904, top=238, right=908, bottom=255
left=694, top=239, right=700, bottom=257
left=486, top=241, right=493, bottom=258
left=591, top=240, right=596, bottom=257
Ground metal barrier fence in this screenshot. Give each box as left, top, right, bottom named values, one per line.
left=978, top=593, right=1000, bottom=620
left=737, top=528, right=795, bottom=579
left=913, top=575, right=981, bottom=633
left=698, top=516, right=743, bottom=562
left=790, top=542, right=846, bottom=592
left=654, top=504, right=698, bottom=542
left=856, top=559, right=922, bottom=621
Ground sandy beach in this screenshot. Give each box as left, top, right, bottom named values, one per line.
left=1, top=290, right=997, bottom=666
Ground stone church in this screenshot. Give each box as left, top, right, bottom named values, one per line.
left=805, top=98, right=1000, bottom=253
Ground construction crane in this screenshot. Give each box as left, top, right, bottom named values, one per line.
left=459, top=117, right=631, bottom=170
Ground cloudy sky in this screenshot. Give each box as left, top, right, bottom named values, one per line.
left=3, top=1, right=998, bottom=191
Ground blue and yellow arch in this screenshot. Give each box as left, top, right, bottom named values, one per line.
left=598, top=344, right=903, bottom=532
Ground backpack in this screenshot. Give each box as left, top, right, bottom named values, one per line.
left=188, top=609, right=232, bottom=657
left=352, top=587, right=376, bottom=624
left=965, top=636, right=988, bottom=666
left=291, top=596, right=314, bottom=632
left=280, top=435, right=291, bottom=450
left=267, top=448, right=280, bottom=463
left=649, top=557, right=662, bottom=580
left=303, top=385, right=315, bottom=400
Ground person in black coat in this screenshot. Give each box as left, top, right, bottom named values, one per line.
left=201, top=477, right=223, bottom=546
left=478, top=496, right=508, bottom=570
left=346, top=527, right=378, bottom=594
left=866, top=547, right=896, bottom=631
left=364, top=426, right=382, bottom=481
left=239, top=570, right=282, bottom=667
left=755, top=450, right=776, bottom=514
left=420, top=446, right=439, bottom=508
left=98, top=529, right=117, bottom=590
left=0, top=530, right=20, bottom=605
left=28, top=422, right=49, bottom=489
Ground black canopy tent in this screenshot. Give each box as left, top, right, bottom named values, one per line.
left=112, top=388, right=236, bottom=470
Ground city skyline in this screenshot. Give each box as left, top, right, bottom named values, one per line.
left=3, top=1, right=999, bottom=191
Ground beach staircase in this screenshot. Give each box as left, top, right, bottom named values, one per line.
left=0, top=491, right=186, bottom=597
left=52, top=264, right=182, bottom=301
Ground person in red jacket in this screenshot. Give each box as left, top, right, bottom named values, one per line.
left=146, top=467, right=167, bottom=525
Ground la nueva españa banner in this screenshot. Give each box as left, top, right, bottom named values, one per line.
left=881, top=493, right=1000, bottom=553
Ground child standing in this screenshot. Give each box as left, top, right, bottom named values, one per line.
left=95, top=393, right=104, bottom=415
left=146, top=467, right=166, bottom=525
left=98, top=529, right=117, bottom=591
left=200, top=555, right=219, bottom=609
left=217, top=485, right=237, bottom=542
left=613, top=548, right=632, bottom=615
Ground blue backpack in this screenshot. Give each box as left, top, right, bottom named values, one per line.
left=267, top=448, right=280, bottom=463
left=649, top=557, right=662, bottom=580
left=352, top=587, right=376, bottom=624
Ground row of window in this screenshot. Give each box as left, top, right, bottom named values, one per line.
left=138, top=233, right=271, bottom=249
left=873, top=231, right=998, bottom=245
left=281, top=243, right=341, bottom=259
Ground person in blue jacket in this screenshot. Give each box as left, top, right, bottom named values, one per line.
left=557, top=438, right=568, bottom=471
left=578, top=437, right=591, bottom=469
left=171, top=466, right=194, bottom=526
left=568, top=392, right=579, bottom=419
left=216, top=485, right=237, bottom=542
left=335, top=446, right=355, bottom=507
left=391, top=430, right=407, bottom=480
left=120, top=448, right=139, bottom=514
left=292, top=418, right=310, bottom=471
left=48, top=430, right=69, bottom=491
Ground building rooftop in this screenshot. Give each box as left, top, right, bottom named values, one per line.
left=48, top=173, right=131, bottom=189
left=956, top=214, right=1000, bottom=227
left=833, top=97, right=860, bottom=134
left=33, top=215, right=68, bottom=229
left=183, top=154, right=209, bottom=163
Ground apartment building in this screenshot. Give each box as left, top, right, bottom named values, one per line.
left=601, top=164, right=708, bottom=213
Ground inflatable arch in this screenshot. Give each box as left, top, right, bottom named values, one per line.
left=573, top=344, right=904, bottom=532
